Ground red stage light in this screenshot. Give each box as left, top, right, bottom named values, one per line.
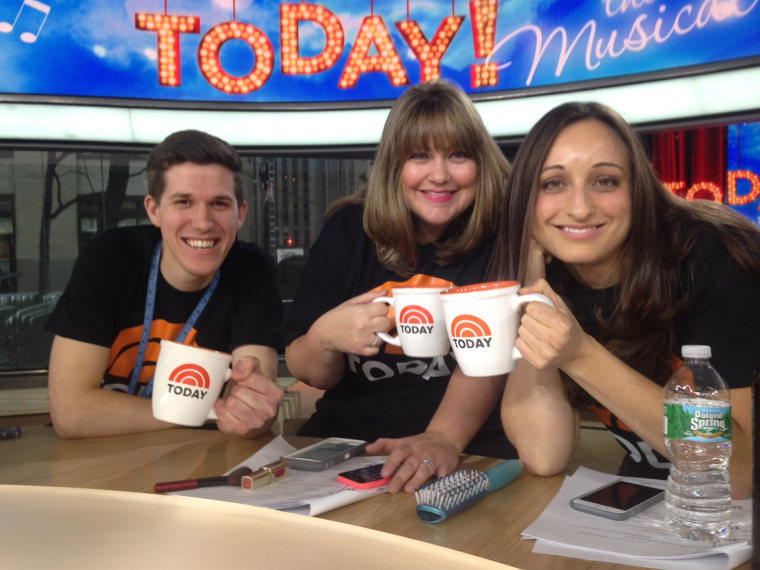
left=281, top=3, right=345, bottom=75
left=135, top=13, right=200, bottom=86
left=339, top=16, right=409, bottom=89
left=396, top=16, right=464, bottom=82
left=727, top=170, right=760, bottom=206
left=470, top=0, right=499, bottom=87
left=198, top=21, right=275, bottom=94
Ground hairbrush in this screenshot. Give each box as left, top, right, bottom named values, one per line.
left=154, top=465, right=253, bottom=493
left=414, top=460, right=522, bottom=524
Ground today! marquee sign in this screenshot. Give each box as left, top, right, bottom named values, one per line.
left=0, top=0, right=758, bottom=106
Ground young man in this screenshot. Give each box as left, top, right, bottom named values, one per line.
left=46, top=130, right=283, bottom=438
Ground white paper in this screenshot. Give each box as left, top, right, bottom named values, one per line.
left=171, top=435, right=387, bottom=516
left=530, top=540, right=747, bottom=570
left=522, top=466, right=752, bottom=570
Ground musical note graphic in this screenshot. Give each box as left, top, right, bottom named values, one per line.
left=0, top=0, right=51, bottom=43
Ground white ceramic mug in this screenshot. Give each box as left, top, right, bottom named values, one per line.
left=151, top=340, right=232, bottom=426
left=440, top=281, right=554, bottom=376
left=372, top=287, right=451, bottom=357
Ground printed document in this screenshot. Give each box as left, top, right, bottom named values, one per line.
left=522, top=466, right=752, bottom=569
left=172, top=435, right=387, bottom=516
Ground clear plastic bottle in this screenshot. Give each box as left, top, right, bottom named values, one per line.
left=663, top=345, right=732, bottom=542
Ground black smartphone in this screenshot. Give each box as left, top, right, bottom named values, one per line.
left=0, top=425, right=21, bottom=440
left=337, top=463, right=389, bottom=490
left=570, top=480, right=664, bottom=520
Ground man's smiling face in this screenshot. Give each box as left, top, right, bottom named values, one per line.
left=144, top=162, right=247, bottom=292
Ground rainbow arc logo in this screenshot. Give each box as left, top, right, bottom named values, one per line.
left=450, top=315, right=493, bottom=349
left=399, top=305, right=434, bottom=324
left=450, top=315, right=491, bottom=337
left=397, top=304, right=436, bottom=335
left=169, top=364, right=211, bottom=390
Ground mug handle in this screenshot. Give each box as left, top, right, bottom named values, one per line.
left=371, top=296, right=402, bottom=346
left=510, top=293, right=555, bottom=361
left=207, top=368, right=233, bottom=421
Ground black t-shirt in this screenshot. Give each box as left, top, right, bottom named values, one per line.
left=561, top=230, right=760, bottom=478
left=282, top=205, right=514, bottom=459
left=46, top=225, right=282, bottom=395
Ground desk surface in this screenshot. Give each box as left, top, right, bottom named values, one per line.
left=1, top=485, right=507, bottom=569
left=0, top=425, right=714, bottom=570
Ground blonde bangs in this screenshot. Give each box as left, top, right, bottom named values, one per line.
left=395, top=102, right=483, bottom=158
left=364, top=80, right=510, bottom=276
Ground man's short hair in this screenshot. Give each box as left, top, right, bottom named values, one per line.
left=146, top=130, right=244, bottom=205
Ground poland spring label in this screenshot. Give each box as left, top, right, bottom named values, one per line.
left=664, top=402, right=732, bottom=442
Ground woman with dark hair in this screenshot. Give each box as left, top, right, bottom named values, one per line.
left=496, top=101, right=760, bottom=498
left=283, top=81, right=514, bottom=492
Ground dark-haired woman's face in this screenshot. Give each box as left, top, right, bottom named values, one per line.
left=402, top=143, right=477, bottom=244
left=532, top=119, right=631, bottom=289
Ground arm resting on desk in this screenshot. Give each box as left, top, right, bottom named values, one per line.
left=506, top=313, right=754, bottom=498
left=49, top=337, right=284, bottom=440
left=48, top=335, right=175, bottom=438
left=501, top=361, right=580, bottom=476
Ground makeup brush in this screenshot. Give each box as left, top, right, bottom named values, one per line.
left=154, top=465, right=253, bottom=493
left=414, top=460, right=522, bottom=524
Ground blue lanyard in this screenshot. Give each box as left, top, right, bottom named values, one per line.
left=128, top=239, right=220, bottom=397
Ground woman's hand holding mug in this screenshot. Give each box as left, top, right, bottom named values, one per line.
left=440, top=281, right=554, bottom=377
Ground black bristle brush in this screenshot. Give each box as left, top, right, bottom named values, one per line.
left=415, top=460, right=522, bottom=524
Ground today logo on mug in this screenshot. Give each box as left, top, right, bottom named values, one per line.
left=372, top=287, right=451, bottom=357
left=166, top=362, right=213, bottom=399
left=440, top=281, right=554, bottom=376
left=448, top=314, right=493, bottom=350
left=152, top=340, right=232, bottom=426
left=397, top=304, right=436, bottom=334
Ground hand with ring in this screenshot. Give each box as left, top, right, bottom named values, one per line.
left=307, top=290, right=391, bottom=357
left=421, top=458, right=435, bottom=470
left=365, top=431, right=460, bottom=493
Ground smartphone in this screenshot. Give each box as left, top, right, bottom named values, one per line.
left=337, top=463, right=389, bottom=490
left=0, top=426, right=21, bottom=440
left=281, top=437, right=367, bottom=471
left=570, top=479, right=665, bottom=520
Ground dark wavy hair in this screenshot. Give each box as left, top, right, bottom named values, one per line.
left=491, top=101, right=760, bottom=406
left=146, top=129, right=243, bottom=205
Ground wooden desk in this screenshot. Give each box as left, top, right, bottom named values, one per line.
left=0, top=425, right=712, bottom=570
left=1, top=486, right=505, bottom=569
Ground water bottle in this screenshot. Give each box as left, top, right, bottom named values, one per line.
left=663, top=345, right=732, bottom=541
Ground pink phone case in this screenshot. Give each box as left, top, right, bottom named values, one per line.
left=337, top=464, right=389, bottom=490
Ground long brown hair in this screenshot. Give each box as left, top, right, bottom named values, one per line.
left=330, top=81, right=510, bottom=276
left=492, top=101, right=760, bottom=406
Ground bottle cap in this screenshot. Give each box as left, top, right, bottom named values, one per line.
left=682, top=345, right=711, bottom=358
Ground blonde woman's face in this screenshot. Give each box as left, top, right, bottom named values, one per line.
left=401, top=144, right=477, bottom=244
left=532, top=119, right=632, bottom=289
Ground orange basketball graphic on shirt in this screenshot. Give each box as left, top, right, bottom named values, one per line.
left=450, top=315, right=492, bottom=338
left=398, top=305, right=434, bottom=324
left=168, top=363, right=211, bottom=389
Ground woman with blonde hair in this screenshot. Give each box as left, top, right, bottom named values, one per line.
left=284, top=81, right=514, bottom=492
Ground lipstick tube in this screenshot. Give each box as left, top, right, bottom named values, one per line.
left=241, top=459, right=289, bottom=491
